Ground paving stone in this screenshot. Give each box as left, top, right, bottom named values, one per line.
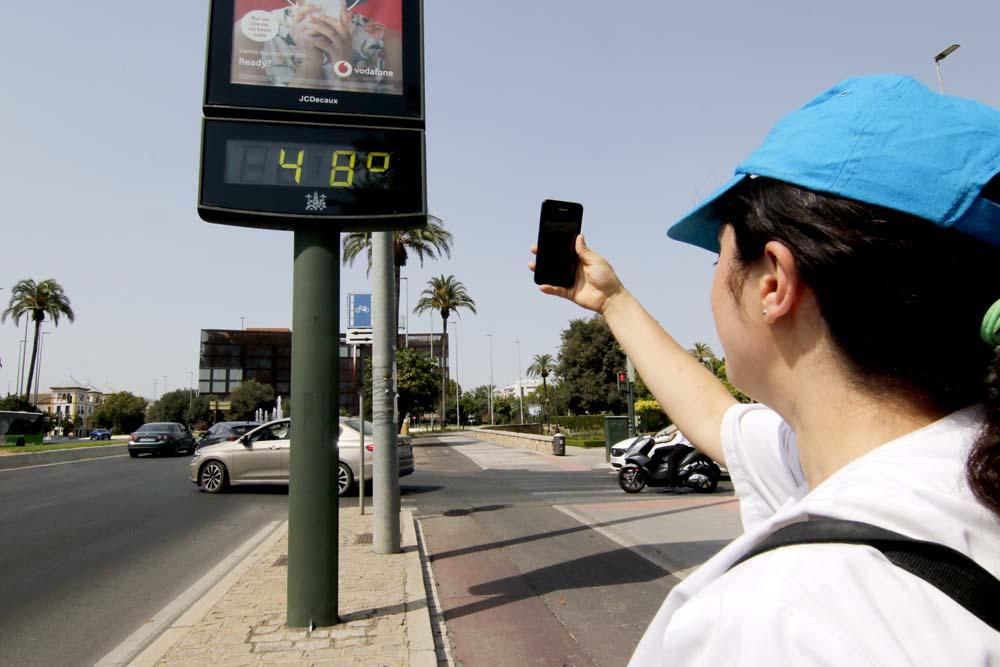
left=251, top=641, right=295, bottom=652
left=151, top=510, right=432, bottom=667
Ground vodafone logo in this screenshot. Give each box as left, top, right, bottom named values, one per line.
left=333, top=60, right=353, bottom=78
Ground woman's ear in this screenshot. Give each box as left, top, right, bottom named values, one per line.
left=758, top=240, right=801, bottom=321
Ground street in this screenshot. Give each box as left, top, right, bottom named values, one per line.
left=0, top=454, right=287, bottom=667
left=407, top=435, right=741, bottom=667
left=0, top=434, right=741, bottom=667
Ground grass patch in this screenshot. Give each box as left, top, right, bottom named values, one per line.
left=0, top=438, right=128, bottom=454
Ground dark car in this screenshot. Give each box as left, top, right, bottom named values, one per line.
left=128, top=422, right=196, bottom=458
left=196, top=421, right=261, bottom=450
left=89, top=428, right=112, bottom=440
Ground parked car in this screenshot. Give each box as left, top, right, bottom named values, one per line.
left=196, top=421, right=261, bottom=450
left=190, top=417, right=414, bottom=496
left=89, top=428, right=112, bottom=440
left=128, top=422, right=196, bottom=457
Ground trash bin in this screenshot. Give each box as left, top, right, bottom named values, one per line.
left=603, top=416, right=629, bottom=462
left=552, top=433, right=566, bottom=456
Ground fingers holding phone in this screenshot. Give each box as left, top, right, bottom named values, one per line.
left=531, top=201, right=624, bottom=314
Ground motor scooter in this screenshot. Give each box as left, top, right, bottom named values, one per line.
left=618, top=434, right=720, bottom=493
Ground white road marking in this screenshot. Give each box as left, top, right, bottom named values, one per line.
left=0, top=454, right=129, bottom=472
left=554, top=505, right=701, bottom=580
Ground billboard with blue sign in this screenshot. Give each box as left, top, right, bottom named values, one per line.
left=349, top=293, right=372, bottom=328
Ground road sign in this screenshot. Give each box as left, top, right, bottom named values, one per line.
left=346, top=328, right=373, bottom=345
left=349, top=294, right=372, bottom=328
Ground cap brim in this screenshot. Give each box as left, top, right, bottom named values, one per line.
left=667, top=175, right=747, bottom=253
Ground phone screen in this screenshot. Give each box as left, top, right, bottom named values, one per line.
left=534, top=200, right=583, bottom=288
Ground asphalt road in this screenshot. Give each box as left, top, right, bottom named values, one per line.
left=405, top=436, right=735, bottom=667
left=0, top=453, right=288, bottom=667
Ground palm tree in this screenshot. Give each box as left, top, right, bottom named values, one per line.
left=2, top=279, right=75, bottom=400
left=341, top=216, right=453, bottom=333
left=413, top=275, right=476, bottom=424
left=688, top=342, right=716, bottom=370
left=526, top=353, right=555, bottom=423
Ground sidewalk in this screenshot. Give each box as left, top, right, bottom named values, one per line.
left=128, top=509, right=437, bottom=667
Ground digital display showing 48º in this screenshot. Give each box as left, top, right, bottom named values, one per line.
left=199, top=118, right=426, bottom=230
left=225, top=141, right=394, bottom=189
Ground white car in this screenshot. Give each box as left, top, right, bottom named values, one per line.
left=190, top=417, right=414, bottom=496
left=609, top=425, right=690, bottom=469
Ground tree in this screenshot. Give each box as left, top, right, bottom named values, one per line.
left=686, top=342, right=752, bottom=404
left=92, top=392, right=147, bottom=434
left=228, top=379, right=275, bottom=420
left=149, top=389, right=209, bottom=426
left=364, top=347, right=439, bottom=426
left=413, top=275, right=476, bottom=423
left=493, top=395, right=516, bottom=424
left=396, top=347, right=439, bottom=423
left=2, top=279, right=75, bottom=399
left=689, top=342, right=715, bottom=370
left=341, top=216, right=453, bottom=333
left=555, top=315, right=626, bottom=415
left=461, top=385, right=493, bottom=426
left=526, top=353, right=555, bottom=423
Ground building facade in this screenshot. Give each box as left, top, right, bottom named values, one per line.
left=47, top=385, right=106, bottom=435
left=199, top=328, right=448, bottom=416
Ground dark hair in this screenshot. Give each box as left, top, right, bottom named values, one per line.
left=718, top=176, right=1000, bottom=520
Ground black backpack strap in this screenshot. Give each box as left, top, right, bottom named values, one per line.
left=729, top=517, right=1000, bottom=633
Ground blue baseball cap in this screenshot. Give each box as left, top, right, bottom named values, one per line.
left=668, top=75, right=1000, bottom=253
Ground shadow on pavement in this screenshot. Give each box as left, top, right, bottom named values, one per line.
left=428, top=498, right=737, bottom=563
left=442, top=542, right=726, bottom=620
left=400, top=484, right=445, bottom=495
left=442, top=504, right=512, bottom=517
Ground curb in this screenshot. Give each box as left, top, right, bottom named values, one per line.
left=102, top=511, right=439, bottom=666
left=402, top=509, right=438, bottom=667
left=0, top=443, right=129, bottom=470
left=96, top=520, right=285, bottom=667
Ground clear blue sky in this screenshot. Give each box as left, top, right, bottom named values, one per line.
left=2, top=0, right=998, bottom=400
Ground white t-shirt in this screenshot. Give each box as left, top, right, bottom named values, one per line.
left=629, top=403, right=1000, bottom=666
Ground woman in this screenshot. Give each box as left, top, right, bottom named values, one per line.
left=533, top=75, right=1000, bottom=664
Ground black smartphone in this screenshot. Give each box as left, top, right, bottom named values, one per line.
left=533, top=199, right=584, bottom=288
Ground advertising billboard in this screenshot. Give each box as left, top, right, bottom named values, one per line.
left=231, top=0, right=403, bottom=96
left=204, top=0, right=423, bottom=122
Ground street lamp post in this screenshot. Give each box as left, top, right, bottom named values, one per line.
left=18, top=318, right=28, bottom=398
left=515, top=339, right=524, bottom=423
left=16, top=339, right=24, bottom=398
left=33, top=330, right=50, bottom=406
left=451, top=321, right=459, bottom=427
left=400, top=276, right=409, bottom=348
left=188, top=371, right=195, bottom=427
left=934, top=43, right=960, bottom=93
left=486, top=333, right=494, bottom=425
left=240, top=316, right=246, bottom=330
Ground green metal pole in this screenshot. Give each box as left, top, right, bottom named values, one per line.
left=287, top=229, right=340, bottom=628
